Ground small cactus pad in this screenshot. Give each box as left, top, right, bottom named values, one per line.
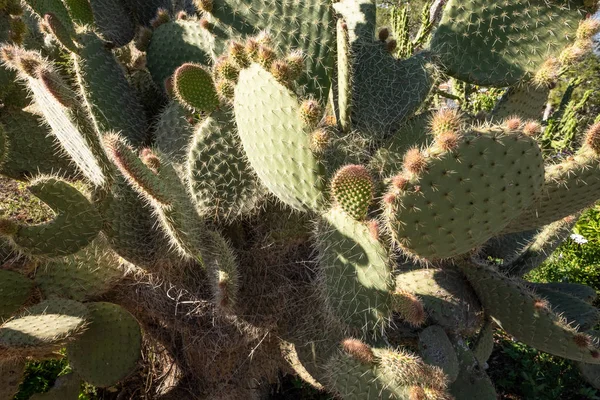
left=529, top=282, right=597, bottom=304
left=430, top=0, right=586, bottom=86
left=1, top=177, right=102, bottom=257
left=492, top=82, right=551, bottom=121
left=187, top=109, right=263, bottom=220
left=395, top=267, right=484, bottom=336
left=0, top=298, right=88, bottom=352
left=331, top=164, right=374, bottom=220
left=173, top=63, right=219, bottom=113
left=35, top=244, right=122, bottom=301
left=418, top=325, right=460, bottom=382
left=459, top=262, right=600, bottom=364
left=146, top=20, right=215, bottom=88
left=385, top=126, right=544, bottom=259
left=472, top=320, right=495, bottom=367
left=0, top=270, right=34, bottom=320
left=234, top=63, right=325, bottom=211
left=316, top=208, right=392, bottom=332
left=67, top=302, right=141, bottom=387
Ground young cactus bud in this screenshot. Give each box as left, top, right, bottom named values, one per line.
left=228, top=41, right=250, bottom=68
left=140, top=148, right=161, bottom=172
left=585, top=122, right=600, bottom=154
left=300, top=99, right=322, bottom=127
left=193, top=0, right=213, bottom=12
left=392, top=289, right=426, bottom=327
left=0, top=218, right=18, bottom=236
left=533, top=57, right=559, bottom=88
left=505, top=116, right=522, bottom=130
left=392, top=174, right=410, bottom=191
left=285, top=50, right=304, bottom=81
left=310, top=128, right=329, bottom=153
left=213, top=56, right=239, bottom=81
left=151, top=8, right=170, bottom=29
left=245, top=38, right=259, bottom=60
left=331, top=165, right=374, bottom=221
left=386, top=39, right=397, bottom=53
left=256, top=45, right=276, bottom=69
left=430, top=108, right=463, bottom=137
left=215, top=79, right=234, bottom=101
left=270, top=59, right=292, bottom=87
left=176, top=11, right=188, bottom=20
left=436, top=131, right=460, bottom=152
left=199, top=17, right=212, bottom=31
left=403, top=148, right=427, bottom=175
left=523, top=121, right=542, bottom=137
left=255, top=30, right=273, bottom=46
left=341, top=338, right=375, bottom=365
left=378, top=27, right=390, bottom=41
left=577, top=18, right=600, bottom=40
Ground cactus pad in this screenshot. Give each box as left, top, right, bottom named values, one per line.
left=0, top=298, right=88, bottom=352
left=173, top=63, right=219, bottom=113
left=331, top=164, right=374, bottom=221
left=316, top=208, right=392, bottom=332
left=0, top=270, right=34, bottom=320
left=234, top=63, right=325, bottom=211
left=418, top=325, right=459, bottom=382
left=430, top=0, right=586, bottom=86
left=67, top=302, right=141, bottom=387
left=187, top=109, right=263, bottom=220
left=385, top=126, right=544, bottom=259
left=1, top=177, right=102, bottom=257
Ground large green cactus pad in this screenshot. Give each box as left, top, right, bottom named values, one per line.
left=430, top=0, right=586, bottom=86
left=0, top=270, right=34, bottom=320
left=3, top=177, right=102, bottom=257
left=316, top=209, right=392, bottom=332
left=234, top=63, right=325, bottom=211
left=67, top=302, right=141, bottom=387
left=459, top=263, right=600, bottom=364
left=0, top=298, right=88, bottom=351
left=187, top=108, right=263, bottom=220
left=385, top=127, right=544, bottom=259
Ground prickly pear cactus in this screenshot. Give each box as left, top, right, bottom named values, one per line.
left=0, top=0, right=599, bottom=398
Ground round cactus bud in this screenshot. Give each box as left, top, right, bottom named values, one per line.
left=585, top=123, right=600, bottom=154
left=310, top=128, right=329, bottom=153
left=228, top=41, right=250, bottom=68
left=245, top=38, right=259, bottom=59
left=436, top=131, right=460, bottom=152
left=213, top=57, right=239, bottom=81
left=505, top=116, right=522, bottom=130
left=521, top=121, right=541, bottom=137
left=392, top=175, right=410, bottom=191
left=215, top=79, right=234, bottom=100
left=285, top=50, right=305, bottom=81
left=341, top=338, right=374, bottom=365
left=151, top=8, right=170, bottom=29
left=430, top=108, right=463, bottom=137
left=403, top=148, right=427, bottom=175
left=386, top=39, right=397, bottom=53
left=270, top=59, right=292, bottom=86
left=331, top=165, right=374, bottom=220
left=560, top=42, right=590, bottom=65
left=574, top=333, right=593, bottom=348
left=256, top=45, right=276, bottom=69
left=392, top=289, right=426, bottom=327
left=577, top=18, right=600, bottom=40
left=0, top=45, right=16, bottom=63
left=383, top=192, right=397, bottom=205
left=0, top=219, right=18, bottom=236
left=176, top=11, right=188, bottom=20
left=533, top=57, right=560, bottom=88
left=140, top=148, right=161, bottom=172
left=300, top=99, right=322, bottom=127
left=378, top=27, right=390, bottom=42
left=193, top=0, right=213, bottom=12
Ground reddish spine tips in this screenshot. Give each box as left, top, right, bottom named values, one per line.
left=392, top=289, right=427, bottom=327
left=505, top=116, right=522, bottom=131
left=574, top=333, right=592, bottom=348
left=300, top=99, right=322, bottom=127
left=403, top=148, right=427, bottom=175
left=378, top=27, right=390, bottom=42
left=151, top=8, right=171, bottom=29
left=176, top=11, right=188, bottom=20
left=383, top=192, right=397, bottom=205
left=392, top=175, right=409, bottom=191
left=341, top=338, right=375, bottom=365
left=533, top=298, right=550, bottom=311
left=18, top=56, right=41, bottom=77
left=199, top=17, right=212, bottom=31
left=523, top=121, right=542, bottom=137
left=584, top=122, right=600, bottom=154
left=256, top=45, right=276, bottom=69
left=436, top=131, right=460, bottom=152
left=310, top=128, right=329, bottom=153
left=164, top=76, right=175, bottom=98
left=140, top=148, right=161, bottom=172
